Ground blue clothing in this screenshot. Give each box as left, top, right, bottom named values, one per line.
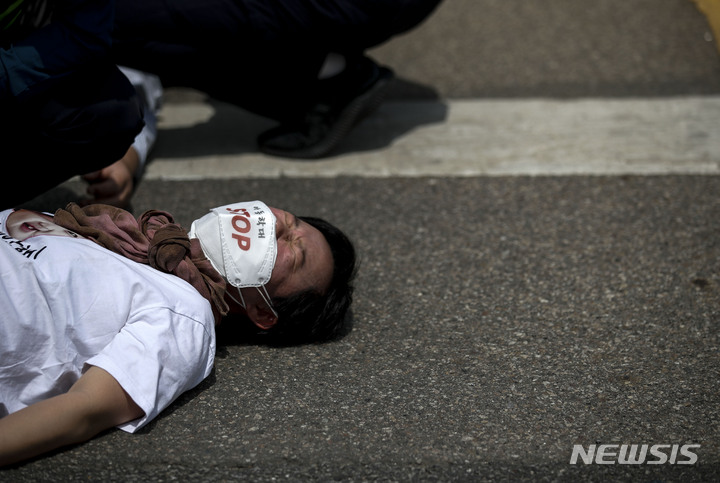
left=0, top=0, right=143, bottom=208
left=0, top=0, right=115, bottom=103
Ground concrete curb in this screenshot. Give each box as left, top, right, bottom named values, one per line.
left=146, top=97, right=720, bottom=180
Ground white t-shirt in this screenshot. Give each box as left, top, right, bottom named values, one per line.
left=0, top=209, right=216, bottom=433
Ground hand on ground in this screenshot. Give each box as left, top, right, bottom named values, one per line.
left=81, top=147, right=140, bottom=208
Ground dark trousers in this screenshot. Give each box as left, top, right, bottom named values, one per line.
left=1, top=62, right=143, bottom=208
left=112, top=0, right=442, bottom=121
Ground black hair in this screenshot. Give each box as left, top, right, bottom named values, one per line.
left=263, top=216, right=357, bottom=344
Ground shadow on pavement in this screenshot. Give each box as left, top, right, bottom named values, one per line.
left=151, top=78, right=448, bottom=159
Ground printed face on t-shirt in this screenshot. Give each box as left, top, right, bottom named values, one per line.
left=6, top=210, right=80, bottom=241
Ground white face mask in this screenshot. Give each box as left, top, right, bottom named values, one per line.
left=189, top=201, right=278, bottom=315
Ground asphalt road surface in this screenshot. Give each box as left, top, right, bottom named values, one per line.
left=6, top=0, right=720, bottom=480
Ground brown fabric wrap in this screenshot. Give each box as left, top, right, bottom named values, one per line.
left=53, top=203, right=228, bottom=325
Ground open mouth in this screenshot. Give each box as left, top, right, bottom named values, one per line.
left=21, top=222, right=38, bottom=233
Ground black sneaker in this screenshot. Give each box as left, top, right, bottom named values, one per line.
left=258, top=59, right=394, bottom=159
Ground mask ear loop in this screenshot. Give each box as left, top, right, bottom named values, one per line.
left=256, top=285, right=279, bottom=319
left=226, top=287, right=246, bottom=310
left=227, top=285, right=278, bottom=319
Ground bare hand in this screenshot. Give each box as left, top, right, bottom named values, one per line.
left=82, top=147, right=140, bottom=208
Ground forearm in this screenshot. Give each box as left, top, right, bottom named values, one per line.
left=0, top=392, right=103, bottom=466
left=0, top=366, right=143, bottom=467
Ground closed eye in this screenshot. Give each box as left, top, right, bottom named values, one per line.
left=294, top=215, right=308, bottom=269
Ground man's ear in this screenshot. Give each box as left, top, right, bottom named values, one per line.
left=245, top=302, right=278, bottom=330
